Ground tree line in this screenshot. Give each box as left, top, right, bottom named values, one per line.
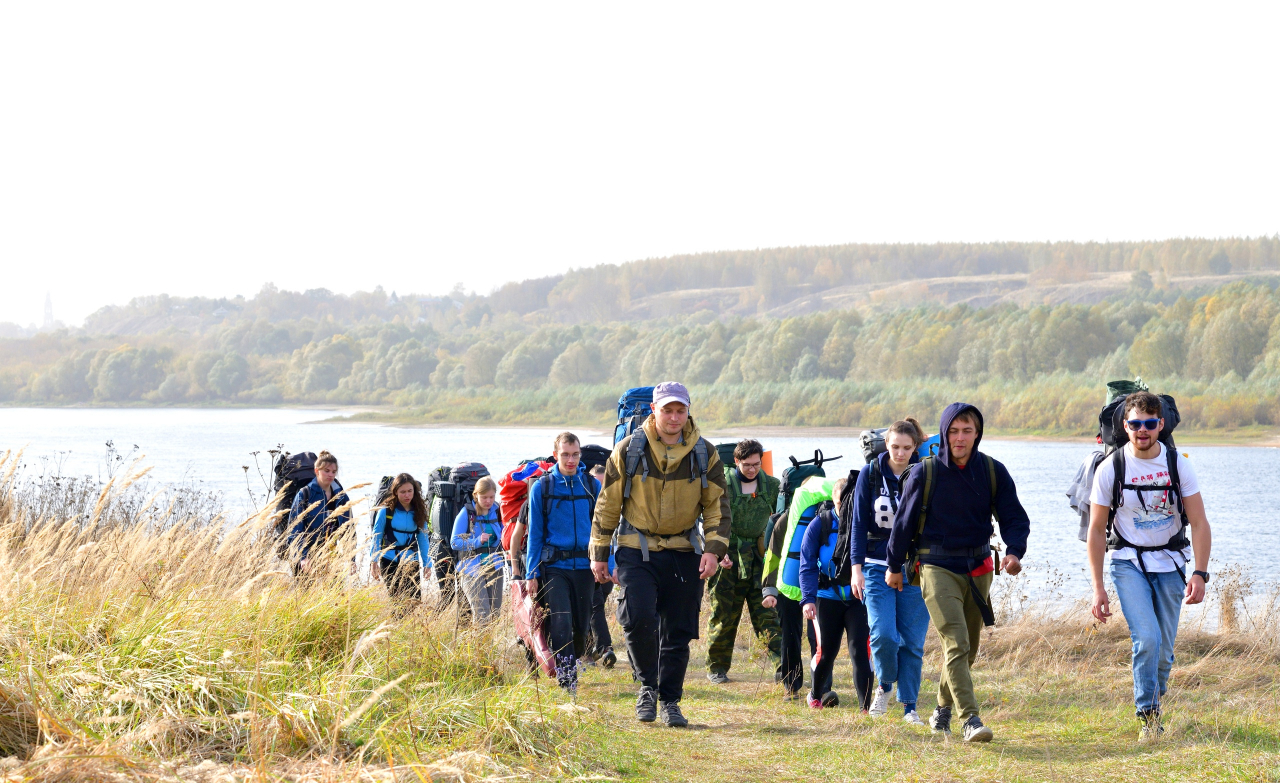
left=2, top=278, right=1278, bottom=432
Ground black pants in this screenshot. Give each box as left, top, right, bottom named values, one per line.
left=811, top=596, right=874, bottom=709
left=539, top=568, right=595, bottom=685
left=381, top=557, right=422, bottom=603
left=615, top=547, right=703, bottom=703
left=777, top=593, right=818, bottom=695
left=429, top=538, right=468, bottom=617
left=589, top=581, right=614, bottom=655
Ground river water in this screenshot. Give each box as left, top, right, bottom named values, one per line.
left=2, top=407, right=1276, bottom=603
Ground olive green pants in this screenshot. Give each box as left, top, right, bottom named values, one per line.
left=920, top=565, right=993, bottom=720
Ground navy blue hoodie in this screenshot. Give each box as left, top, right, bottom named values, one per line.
left=851, top=449, right=918, bottom=565
left=886, top=403, right=1030, bottom=575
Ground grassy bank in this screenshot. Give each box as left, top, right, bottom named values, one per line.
left=2, top=452, right=1278, bottom=781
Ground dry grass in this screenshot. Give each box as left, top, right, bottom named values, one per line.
left=1, top=447, right=1278, bottom=781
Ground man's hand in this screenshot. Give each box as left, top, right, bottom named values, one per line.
left=762, top=594, right=777, bottom=609
left=370, top=560, right=381, bottom=581
left=885, top=570, right=904, bottom=591
left=802, top=602, right=817, bottom=621
left=525, top=577, right=538, bottom=594
left=591, top=560, right=611, bottom=584
left=699, top=552, right=719, bottom=579
left=1185, top=573, right=1206, bottom=605
left=719, top=554, right=733, bottom=569
left=851, top=564, right=865, bottom=601
left=1001, top=554, right=1022, bottom=575
left=1091, top=587, right=1111, bottom=623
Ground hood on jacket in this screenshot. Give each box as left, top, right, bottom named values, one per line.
left=938, top=402, right=984, bottom=470
left=641, top=414, right=702, bottom=473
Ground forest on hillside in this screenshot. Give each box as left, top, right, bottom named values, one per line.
left=3, top=276, right=1279, bottom=433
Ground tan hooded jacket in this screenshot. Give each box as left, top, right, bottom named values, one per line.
left=589, top=415, right=731, bottom=560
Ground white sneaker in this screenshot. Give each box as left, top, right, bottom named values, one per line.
left=903, top=709, right=925, bottom=726
left=869, top=687, right=893, bottom=717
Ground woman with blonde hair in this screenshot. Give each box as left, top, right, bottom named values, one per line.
left=451, top=475, right=505, bottom=623
left=851, top=418, right=930, bottom=724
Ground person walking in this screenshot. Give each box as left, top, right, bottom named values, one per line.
left=705, top=438, right=782, bottom=684
left=1088, top=391, right=1212, bottom=740
left=286, top=450, right=351, bottom=576
left=370, top=473, right=431, bottom=609
left=451, top=476, right=505, bottom=623
left=526, top=433, right=600, bottom=692
left=851, top=419, right=929, bottom=724
left=799, top=478, right=874, bottom=711
left=590, top=381, right=730, bottom=727
left=886, top=403, right=1030, bottom=743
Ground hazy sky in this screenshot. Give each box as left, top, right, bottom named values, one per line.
left=2, top=2, right=1277, bottom=327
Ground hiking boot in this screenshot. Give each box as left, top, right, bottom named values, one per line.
left=806, top=693, right=823, bottom=709
left=903, top=709, right=925, bottom=726
left=962, top=714, right=993, bottom=743
left=707, top=670, right=730, bottom=685
left=635, top=687, right=657, bottom=723
left=783, top=689, right=802, bottom=701
left=869, top=687, right=893, bottom=716
left=1139, top=710, right=1164, bottom=741
left=929, top=705, right=952, bottom=734
left=660, top=701, right=688, bottom=728
left=820, top=691, right=839, bottom=708
left=601, top=648, right=617, bottom=669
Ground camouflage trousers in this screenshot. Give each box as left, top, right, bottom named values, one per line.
left=705, top=547, right=782, bottom=674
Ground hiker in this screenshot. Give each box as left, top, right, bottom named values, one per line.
left=886, top=403, right=1030, bottom=743
left=369, top=473, right=431, bottom=606
left=852, top=418, right=929, bottom=724
left=706, top=438, right=782, bottom=684
left=1088, top=391, right=1212, bottom=739
left=286, top=450, right=351, bottom=576
left=799, top=478, right=874, bottom=711
left=585, top=459, right=618, bottom=669
left=591, top=381, right=731, bottom=727
left=451, top=476, right=504, bottom=623
left=526, top=433, right=600, bottom=691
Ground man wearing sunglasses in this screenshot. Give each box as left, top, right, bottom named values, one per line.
left=1087, top=391, right=1212, bottom=741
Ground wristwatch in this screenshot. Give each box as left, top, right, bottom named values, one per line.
left=1192, top=570, right=1210, bottom=584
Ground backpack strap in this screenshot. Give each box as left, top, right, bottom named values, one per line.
left=622, top=431, right=649, bottom=499
left=983, top=453, right=1002, bottom=574
left=691, top=438, right=710, bottom=488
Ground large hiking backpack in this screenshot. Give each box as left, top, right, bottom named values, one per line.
left=614, top=386, right=655, bottom=444
left=859, top=429, right=887, bottom=463
left=763, top=449, right=841, bottom=554
left=831, top=467, right=861, bottom=586
left=775, top=477, right=836, bottom=601
left=580, top=444, right=611, bottom=472
left=271, top=451, right=317, bottom=535
left=716, top=442, right=738, bottom=469
left=427, top=462, right=490, bottom=540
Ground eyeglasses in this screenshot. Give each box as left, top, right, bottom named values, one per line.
left=1125, top=418, right=1160, bottom=431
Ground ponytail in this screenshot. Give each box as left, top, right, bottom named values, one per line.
left=889, top=418, right=925, bottom=448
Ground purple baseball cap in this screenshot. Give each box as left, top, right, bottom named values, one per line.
left=652, top=381, right=691, bottom=410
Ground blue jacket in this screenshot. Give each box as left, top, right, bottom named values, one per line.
left=370, top=506, right=430, bottom=564
left=526, top=466, right=598, bottom=579
left=887, top=403, right=1031, bottom=575
left=851, top=450, right=918, bottom=565
left=451, top=505, right=504, bottom=576
left=799, top=507, right=852, bottom=605
left=287, top=478, right=351, bottom=561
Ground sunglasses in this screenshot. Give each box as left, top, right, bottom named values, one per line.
left=1125, top=418, right=1160, bottom=431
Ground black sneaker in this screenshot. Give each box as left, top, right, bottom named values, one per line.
left=707, top=670, right=729, bottom=685
left=1139, top=709, right=1164, bottom=741
left=660, top=701, right=688, bottom=728
left=962, top=714, right=993, bottom=743
left=930, top=705, right=952, bottom=734
left=820, top=691, right=839, bottom=708
left=635, top=687, right=657, bottom=723
left=601, top=648, right=617, bottom=669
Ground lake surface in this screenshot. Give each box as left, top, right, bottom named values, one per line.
left=2, top=407, right=1276, bottom=602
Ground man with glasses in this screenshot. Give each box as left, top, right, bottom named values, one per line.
left=705, top=439, right=782, bottom=684
left=1088, top=391, right=1212, bottom=740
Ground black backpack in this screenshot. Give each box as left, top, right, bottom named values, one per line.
left=830, top=468, right=861, bottom=585
left=271, top=451, right=317, bottom=535
left=716, top=443, right=738, bottom=469
left=429, top=462, right=491, bottom=540
left=859, top=429, right=887, bottom=463
left=580, top=444, right=611, bottom=472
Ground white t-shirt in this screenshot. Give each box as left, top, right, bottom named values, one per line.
left=1089, top=442, right=1199, bottom=572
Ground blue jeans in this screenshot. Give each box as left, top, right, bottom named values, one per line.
left=1111, top=558, right=1185, bottom=715
left=863, top=562, right=929, bottom=708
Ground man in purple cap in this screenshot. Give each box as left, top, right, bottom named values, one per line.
left=590, top=381, right=731, bottom=727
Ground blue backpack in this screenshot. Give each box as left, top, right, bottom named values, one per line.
left=614, top=386, right=655, bottom=444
